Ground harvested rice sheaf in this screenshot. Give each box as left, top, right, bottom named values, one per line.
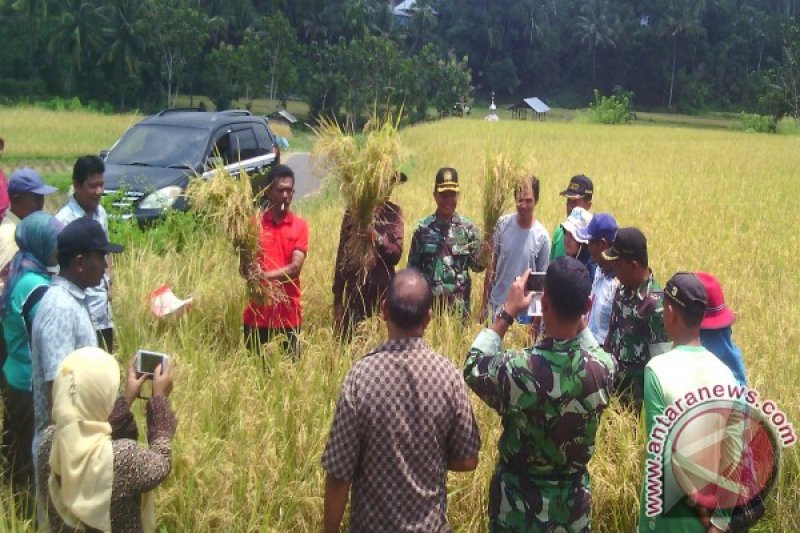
left=480, top=148, right=537, bottom=265
left=187, top=167, right=286, bottom=306
left=312, top=109, right=405, bottom=271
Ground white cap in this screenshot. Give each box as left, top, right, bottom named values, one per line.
left=561, top=207, right=593, bottom=243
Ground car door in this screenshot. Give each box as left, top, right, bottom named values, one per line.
left=202, top=124, right=275, bottom=184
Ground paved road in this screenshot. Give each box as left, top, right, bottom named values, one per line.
left=283, top=152, right=322, bottom=199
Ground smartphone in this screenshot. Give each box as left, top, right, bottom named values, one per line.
left=135, top=350, right=169, bottom=377
left=525, top=272, right=546, bottom=293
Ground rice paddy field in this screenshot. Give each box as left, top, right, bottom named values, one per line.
left=1, top=107, right=798, bottom=531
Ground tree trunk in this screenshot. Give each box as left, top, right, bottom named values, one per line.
left=592, top=45, right=597, bottom=89
left=668, top=35, right=677, bottom=109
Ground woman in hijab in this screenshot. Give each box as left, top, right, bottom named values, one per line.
left=696, top=272, right=747, bottom=385
left=1, top=211, right=62, bottom=497
left=36, top=347, right=176, bottom=532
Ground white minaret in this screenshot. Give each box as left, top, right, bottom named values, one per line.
left=486, top=91, right=499, bottom=121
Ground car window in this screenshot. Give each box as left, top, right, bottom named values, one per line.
left=231, top=128, right=259, bottom=160
left=106, top=124, right=208, bottom=168
left=253, top=123, right=275, bottom=154
left=210, top=132, right=233, bottom=165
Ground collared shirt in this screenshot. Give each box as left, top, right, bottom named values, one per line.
left=488, top=213, right=550, bottom=308
left=465, top=328, right=615, bottom=478
left=0, top=210, right=20, bottom=289
left=588, top=267, right=620, bottom=345
left=30, top=276, right=98, bottom=439
left=321, top=337, right=480, bottom=532
left=639, top=346, right=737, bottom=532
left=332, top=201, right=403, bottom=312
left=55, top=196, right=112, bottom=330
left=604, top=272, right=671, bottom=375
left=243, top=209, right=308, bottom=329
left=407, top=213, right=484, bottom=315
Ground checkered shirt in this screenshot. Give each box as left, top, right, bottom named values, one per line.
left=321, top=337, right=481, bottom=532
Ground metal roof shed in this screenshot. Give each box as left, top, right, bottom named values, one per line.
left=509, top=97, right=551, bottom=120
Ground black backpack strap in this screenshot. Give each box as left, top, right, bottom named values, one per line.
left=22, top=285, right=49, bottom=340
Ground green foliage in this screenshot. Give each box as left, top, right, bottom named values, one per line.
left=739, top=112, right=777, bottom=133
left=108, top=209, right=213, bottom=256
left=776, top=116, right=800, bottom=135
left=34, top=96, right=113, bottom=114
left=587, top=89, right=632, bottom=124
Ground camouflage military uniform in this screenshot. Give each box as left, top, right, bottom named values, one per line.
left=603, top=273, right=671, bottom=410
left=408, top=213, right=484, bottom=316
left=465, top=329, right=616, bottom=532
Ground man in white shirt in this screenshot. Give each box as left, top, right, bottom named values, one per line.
left=576, top=213, right=620, bottom=345
left=55, top=155, right=114, bottom=351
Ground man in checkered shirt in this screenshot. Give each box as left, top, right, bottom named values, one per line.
left=321, top=268, right=481, bottom=532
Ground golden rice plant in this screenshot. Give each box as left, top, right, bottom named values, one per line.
left=186, top=167, right=285, bottom=306
left=312, top=108, right=405, bottom=270
left=479, top=146, right=537, bottom=264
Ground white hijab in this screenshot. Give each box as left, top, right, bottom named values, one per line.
left=48, top=347, right=155, bottom=532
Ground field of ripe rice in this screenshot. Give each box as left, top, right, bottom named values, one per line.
left=1, top=109, right=798, bottom=531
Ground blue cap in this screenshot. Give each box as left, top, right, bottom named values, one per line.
left=8, top=168, right=58, bottom=195
left=576, top=212, right=618, bottom=242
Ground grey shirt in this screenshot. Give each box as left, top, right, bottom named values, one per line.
left=55, top=197, right=113, bottom=330
left=30, top=276, right=98, bottom=444
left=489, top=214, right=551, bottom=308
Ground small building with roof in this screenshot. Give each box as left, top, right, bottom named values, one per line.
left=509, top=97, right=551, bottom=120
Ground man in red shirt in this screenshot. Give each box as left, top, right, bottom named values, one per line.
left=240, top=164, right=308, bottom=358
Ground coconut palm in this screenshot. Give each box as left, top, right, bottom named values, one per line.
left=574, top=0, right=620, bottom=89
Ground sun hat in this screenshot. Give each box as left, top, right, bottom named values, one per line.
left=695, top=272, right=735, bottom=329
left=560, top=207, right=593, bottom=244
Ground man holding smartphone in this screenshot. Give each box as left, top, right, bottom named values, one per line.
left=464, top=259, right=615, bottom=532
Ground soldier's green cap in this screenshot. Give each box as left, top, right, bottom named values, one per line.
left=434, top=167, right=459, bottom=193
left=664, top=272, right=707, bottom=320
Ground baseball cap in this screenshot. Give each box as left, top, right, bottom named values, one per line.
left=8, top=168, right=58, bottom=195
left=695, top=272, right=735, bottom=329
left=58, top=218, right=124, bottom=256
left=434, top=167, right=459, bottom=193
left=559, top=174, right=593, bottom=199
left=560, top=207, right=593, bottom=244
left=664, top=272, right=708, bottom=320
left=602, top=227, right=647, bottom=263
left=576, top=213, right=618, bottom=243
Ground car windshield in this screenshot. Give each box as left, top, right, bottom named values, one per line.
left=105, top=124, right=209, bottom=168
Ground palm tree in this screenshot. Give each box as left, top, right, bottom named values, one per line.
left=574, top=0, right=620, bottom=89
left=659, top=0, right=706, bottom=108
left=12, top=0, right=48, bottom=74
left=50, top=0, right=102, bottom=94
left=98, top=0, right=147, bottom=108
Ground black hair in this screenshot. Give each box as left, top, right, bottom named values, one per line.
left=545, top=257, right=592, bottom=320
left=514, top=176, right=540, bottom=202
left=386, top=269, right=433, bottom=330
left=267, top=164, right=295, bottom=185
left=72, top=155, right=105, bottom=185
left=666, top=295, right=704, bottom=329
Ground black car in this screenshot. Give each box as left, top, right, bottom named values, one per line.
left=102, top=109, right=280, bottom=223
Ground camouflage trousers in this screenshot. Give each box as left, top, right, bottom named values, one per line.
left=488, top=463, right=592, bottom=532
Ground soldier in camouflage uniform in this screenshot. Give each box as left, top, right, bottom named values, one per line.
left=464, top=259, right=616, bottom=532
left=408, top=167, right=485, bottom=317
left=602, top=227, right=671, bottom=411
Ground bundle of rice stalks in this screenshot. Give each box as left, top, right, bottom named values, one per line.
left=312, top=109, right=405, bottom=270
left=480, top=148, right=537, bottom=265
left=187, top=167, right=286, bottom=306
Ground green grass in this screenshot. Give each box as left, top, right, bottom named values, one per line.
left=1, top=111, right=799, bottom=531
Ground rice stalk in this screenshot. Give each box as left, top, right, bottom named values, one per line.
left=479, top=147, right=537, bottom=265
left=186, top=167, right=285, bottom=306
left=312, top=108, right=405, bottom=270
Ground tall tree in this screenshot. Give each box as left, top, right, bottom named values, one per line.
left=142, top=0, right=212, bottom=107
left=574, top=0, right=620, bottom=89
left=50, top=0, right=102, bottom=95
left=659, top=0, right=707, bottom=108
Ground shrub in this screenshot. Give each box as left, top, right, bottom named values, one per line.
left=587, top=89, right=632, bottom=124
left=739, top=112, right=776, bottom=133
left=776, top=116, right=800, bottom=135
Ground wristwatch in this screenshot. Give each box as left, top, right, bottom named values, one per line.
left=498, top=307, right=515, bottom=326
